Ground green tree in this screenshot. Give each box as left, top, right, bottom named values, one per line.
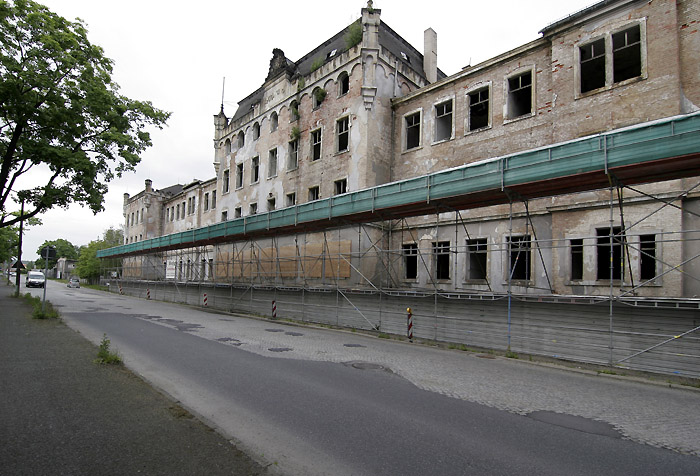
left=76, top=227, right=122, bottom=282
left=0, top=0, right=170, bottom=229
left=35, top=237, right=78, bottom=269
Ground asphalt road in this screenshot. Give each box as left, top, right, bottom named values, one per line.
left=29, top=280, right=700, bottom=476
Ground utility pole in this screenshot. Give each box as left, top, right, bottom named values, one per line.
left=14, top=200, right=24, bottom=296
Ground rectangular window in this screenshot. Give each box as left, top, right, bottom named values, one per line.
left=468, top=88, right=489, bottom=131
left=434, top=100, right=453, bottom=142
left=311, top=129, right=322, bottom=161
left=402, top=243, right=418, bottom=280
left=507, top=71, right=532, bottom=119
left=235, top=163, right=244, bottom=188
left=250, top=203, right=257, bottom=215
left=433, top=241, right=451, bottom=280
left=251, top=156, right=260, bottom=183
left=267, top=197, right=276, bottom=211
left=175, top=206, right=179, bottom=220
left=286, top=192, right=296, bottom=206
left=221, top=210, right=228, bottom=221
left=640, top=234, right=656, bottom=281
left=308, top=186, right=320, bottom=201
left=466, top=238, right=488, bottom=280
left=223, top=169, right=230, bottom=193
left=405, top=112, right=421, bottom=150
left=204, top=193, right=209, bottom=211
left=334, top=178, right=347, bottom=195
left=234, top=207, right=242, bottom=218
left=508, top=235, right=531, bottom=281
left=597, top=227, right=624, bottom=280
left=613, top=25, right=641, bottom=84
left=268, top=149, right=277, bottom=178
left=580, top=38, right=606, bottom=93
left=288, top=140, right=299, bottom=170
left=570, top=238, right=584, bottom=281
left=181, top=202, right=185, bottom=219
left=337, top=117, right=349, bottom=152
left=211, top=190, right=216, bottom=209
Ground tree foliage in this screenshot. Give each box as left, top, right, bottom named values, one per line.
left=76, top=227, right=122, bottom=282
left=0, top=0, right=170, bottom=229
left=34, top=237, right=78, bottom=269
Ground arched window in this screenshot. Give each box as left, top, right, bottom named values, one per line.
left=270, top=112, right=278, bottom=132
left=224, top=138, right=231, bottom=154
left=290, top=100, right=299, bottom=122
left=237, top=131, right=245, bottom=148
left=312, top=87, right=326, bottom=109
left=253, top=122, right=260, bottom=140
left=338, top=72, right=350, bottom=96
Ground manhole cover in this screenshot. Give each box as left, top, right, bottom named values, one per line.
left=351, top=362, right=386, bottom=371
left=268, top=347, right=292, bottom=352
left=265, top=329, right=284, bottom=333
left=344, top=344, right=366, bottom=348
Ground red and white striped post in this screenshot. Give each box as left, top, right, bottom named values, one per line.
left=147, top=288, right=151, bottom=300
left=407, top=307, right=413, bottom=342
left=272, top=300, right=277, bottom=319
left=119, top=283, right=123, bottom=295
left=203, top=293, right=208, bottom=307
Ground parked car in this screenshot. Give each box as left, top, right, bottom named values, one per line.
left=25, top=271, right=46, bottom=288
left=67, top=277, right=81, bottom=288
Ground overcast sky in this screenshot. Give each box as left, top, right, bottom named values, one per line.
left=19, top=0, right=595, bottom=261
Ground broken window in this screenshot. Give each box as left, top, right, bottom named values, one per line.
left=223, top=169, right=230, bottom=193
left=251, top=157, right=259, bottom=183
left=580, top=38, right=606, bottom=93
left=639, top=234, right=657, bottom=281
left=270, top=112, right=278, bottom=132
left=267, top=197, right=276, bottom=211
left=338, top=72, right=350, bottom=96
left=434, top=100, right=453, bottom=142
left=334, top=178, right=347, bottom=195
left=311, top=129, right=322, bottom=161
left=286, top=192, right=296, bottom=206
left=402, top=243, right=418, bottom=280
left=253, top=122, right=260, bottom=140
left=234, top=207, right=241, bottom=218
left=570, top=238, right=584, bottom=281
left=613, top=24, right=642, bottom=84
left=224, top=139, right=231, bottom=155
left=288, top=139, right=299, bottom=170
left=221, top=210, right=228, bottom=222
left=268, top=149, right=277, bottom=178
left=237, top=131, right=245, bottom=148
left=249, top=203, right=257, bottom=215
left=597, top=227, right=624, bottom=280
left=507, top=71, right=533, bottom=119
left=337, top=117, right=349, bottom=152
left=290, top=100, right=299, bottom=122
left=433, top=241, right=451, bottom=280
left=466, top=238, right=488, bottom=280
left=211, top=191, right=216, bottom=209
left=235, top=163, right=244, bottom=189
left=508, top=235, right=531, bottom=281
left=308, top=186, right=320, bottom=201
left=204, top=193, right=209, bottom=211
left=405, top=112, right=421, bottom=150
left=468, top=87, right=489, bottom=131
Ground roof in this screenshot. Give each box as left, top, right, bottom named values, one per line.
left=158, top=184, right=184, bottom=197
left=539, top=0, right=638, bottom=36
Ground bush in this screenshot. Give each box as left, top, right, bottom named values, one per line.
left=345, top=20, right=362, bottom=49
left=94, top=334, right=122, bottom=365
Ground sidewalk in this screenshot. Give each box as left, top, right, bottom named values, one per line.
left=0, top=285, right=266, bottom=476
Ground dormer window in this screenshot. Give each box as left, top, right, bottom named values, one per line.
left=400, top=52, right=410, bottom=64
left=327, top=49, right=337, bottom=59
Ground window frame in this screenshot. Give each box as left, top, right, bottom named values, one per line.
left=465, top=82, right=491, bottom=134
left=506, top=235, right=532, bottom=282
left=311, top=128, right=322, bottom=161
left=270, top=112, right=279, bottom=132
left=268, top=148, right=278, bottom=178
left=504, top=67, right=535, bottom=122
left=308, top=185, right=320, bottom=202
left=222, top=169, right=230, bottom=194
left=403, top=108, right=422, bottom=152
left=333, top=178, right=348, bottom=196
left=433, top=97, right=454, bottom=144
left=286, top=192, right=296, bottom=207
left=338, top=72, right=350, bottom=97
left=251, top=156, right=260, bottom=184
left=402, top=243, right=418, bottom=281
left=432, top=241, right=452, bottom=281
left=235, top=163, right=244, bottom=189
left=465, top=238, right=488, bottom=282
left=288, top=139, right=299, bottom=171
left=336, top=116, right=350, bottom=154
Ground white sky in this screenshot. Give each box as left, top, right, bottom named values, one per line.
left=19, top=0, right=595, bottom=261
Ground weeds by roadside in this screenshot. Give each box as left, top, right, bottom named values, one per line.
left=94, top=334, right=123, bottom=365
left=13, top=292, right=61, bottom=319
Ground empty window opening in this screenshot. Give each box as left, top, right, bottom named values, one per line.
left=507, top=71, right=532, bottom=119
left=268, top=149, right=277, bottom=178
left=270, top=112, right=278, bottom=132
left=337, top=117, right=349, bottom=152
left=327, top=48, right=337, bottom=59
left=339, top=72, right=350, bottom=96
left=250, top=203, right=257, bottom=215
left=508, top=235, right=531, bottom=281
left=253, top=122, right=260, bottom=140
left=223, top=169, right=230, bottom=193
left=308, top=186, right=320, bottom=201
left=334, top=178, right=347, bottom=195
left=597, top=227, right=625, bottom=280
left=234, top=207, right=242, bottom=218
left=435, top=100, right=453, bottom=142
left=286, top=192, right=296, bottom=206
left=433, top=241, right=451, bottom=280
left=235, top=163, right=244, bottom=188
left=237, top=131, right=245, bottom=148
left=570, top=238, right=584, bottom=281
left=288, top=139, right=299, bottom=170
left=224, top=139, right=231, bottom=154
left=290, top=100, right=300, bottom=122
left=466, top=238, right=488, bottom=280
left=267, top=197, right=276, bottom=211
left=211, top=191, right=216, bottom=209
left=251, top=157, right=260, bottom=183
left=405, top=112, right=421, bottom=150
left=640, top=234, right=657, bottom=281
left=468, top=88, right=489, bottom=131
left=204, top=193, right=209, bottom=211
left=613, top=25, right=641, bottom=84
left=221, top=210, right=228, bottom=222
left=311, top=129, right=322, bottom=161
left=580, top=38, right=606, bottom=93
left=403, top=243, right=418, bottom=280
